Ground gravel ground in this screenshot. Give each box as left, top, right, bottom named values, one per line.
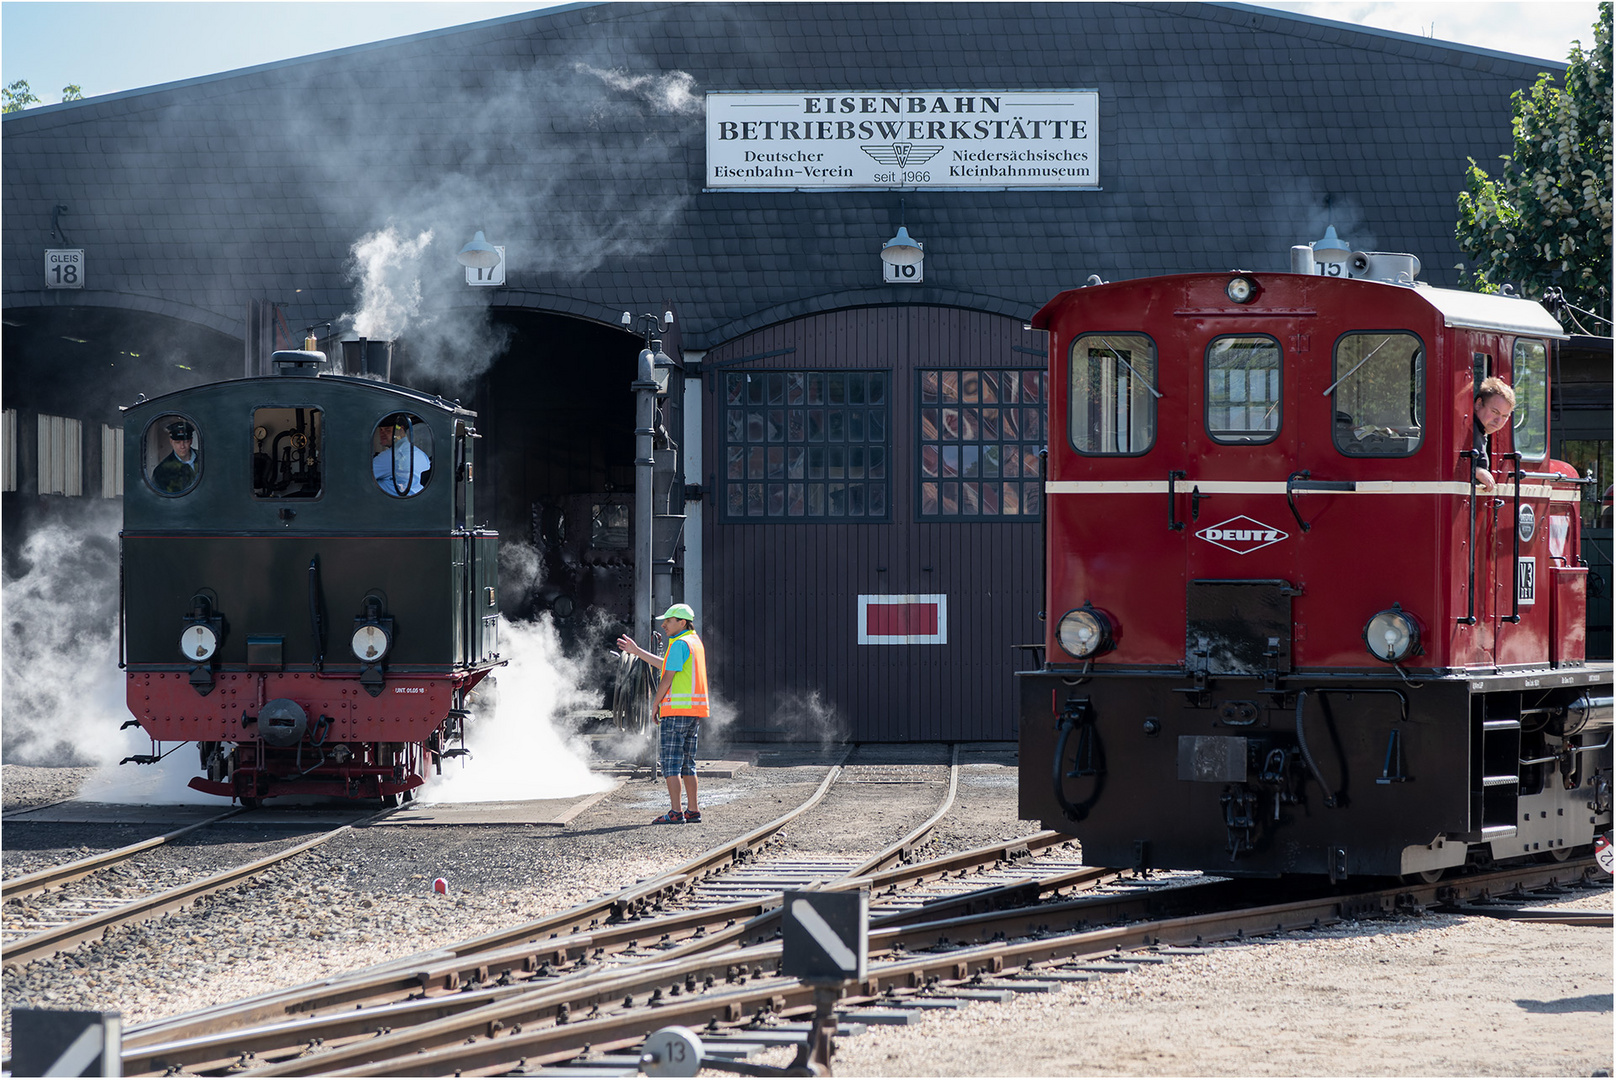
left=4, top=752, right=1612, bottom=1076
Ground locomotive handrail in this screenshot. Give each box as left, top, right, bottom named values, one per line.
left=1458, top=450, right=1479, bottom=626
left=1168, top=470, right=1186, bottom=531
left=307, top=556, right=326, bottom=669
left=1517, top=468, right=1593, bottom=483
left=1284, top=470, right=1355, bottom=533
left=1503, top=452, right=1523, bottom=624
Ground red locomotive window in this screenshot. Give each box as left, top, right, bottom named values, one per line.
left=1068, top=334, right=1157, bottom=455
left=1206, top=336, right=1281, bottom=443
left=1330, top=332, right=1424, bottom=457
left=1512, top=340, right=1549, bottom=462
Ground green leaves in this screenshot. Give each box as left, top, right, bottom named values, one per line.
left=1455, top=2, right=1612, bottom=324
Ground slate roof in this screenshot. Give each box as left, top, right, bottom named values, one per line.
left=2, top=2, right=1566, bottom=350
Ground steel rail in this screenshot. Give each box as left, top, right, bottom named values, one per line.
left=302, top=860, right=1601, bottom=1078
left=2, top=814, right=377, bottom=967
left=138, top=865, right=1192, bottom=1076
left=2, top=809, right=242, bottom=901
left=120, top=833, right=1079, bottom=1074
left=120, top=749, right=856, bottom=1050
left=842, top=744, right=960, bottom=878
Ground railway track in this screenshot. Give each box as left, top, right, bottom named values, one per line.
left=110, top=745, right=1073, bottom=1073
left=1, top=810, right=383, bottom=967
left=15, top=748, right=1601, bottom=1077
left=216, top=860, right=1606, bottom=1077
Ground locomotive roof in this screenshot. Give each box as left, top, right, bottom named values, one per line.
left=1415, top=285, right=1570, bottom=340
left=1033, top=273, right=1570, bottom=341
left=120, top=373, right=477, bottom=418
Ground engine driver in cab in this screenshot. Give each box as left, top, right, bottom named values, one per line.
left=1470, top=376, right=1516, bottom=492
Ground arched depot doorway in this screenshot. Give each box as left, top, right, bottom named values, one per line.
left=470, top=309, right=665, bottom=667
left=1, top=303, right=242, bottom=570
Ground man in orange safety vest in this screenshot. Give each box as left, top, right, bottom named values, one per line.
left=617, top=603, right=709, bottom=824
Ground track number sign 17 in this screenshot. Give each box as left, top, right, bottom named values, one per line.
left=46, top=249, right=84, bottom=289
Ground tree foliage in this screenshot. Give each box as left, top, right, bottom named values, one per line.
left=1456, top=2, right=1612, bottom=327
left=3, top=79, right=41, bottom=113
left=2, top=79, right=85, bottom=112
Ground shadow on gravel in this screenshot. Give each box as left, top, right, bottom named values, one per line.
left=1515, top=994, right=1614, bottom=1014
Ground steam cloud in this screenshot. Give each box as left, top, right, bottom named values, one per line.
left=345, top=227, right=434, bottom=341
left=1, top=505, right=132, bottom=767
left=305, top=38, right=708, bottom=391
left=574, top=65, right=704, bottom=115
left=420, top=615, right=612, bottom=803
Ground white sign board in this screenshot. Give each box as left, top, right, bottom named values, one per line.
left=465, top=246, right=505, bottom=287
left=708, top=91, right=1098, bottom=190
left=883, top=258, right=923, bottom=284
left=45, top=249, right=84, bottom=289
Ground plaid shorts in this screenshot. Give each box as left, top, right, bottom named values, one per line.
left=658, top=715, right=700, bottom=777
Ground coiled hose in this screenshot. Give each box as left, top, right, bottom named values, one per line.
left=612, top=650, right=658, bottom=739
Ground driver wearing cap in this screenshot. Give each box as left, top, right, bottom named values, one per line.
left=152, top=420, right=200, bottom=494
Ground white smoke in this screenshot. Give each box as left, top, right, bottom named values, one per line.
left=574, top=64, right=703, bottom=115
left=343, top=226, right=434, bottom=341
left=1, top=508, right=132, bottom=766
left=769, top=690, right=848, bottom=748
left=419, top=615, right=612, bottom=803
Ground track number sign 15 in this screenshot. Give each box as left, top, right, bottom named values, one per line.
left=46, top=249, right=84, bottom=289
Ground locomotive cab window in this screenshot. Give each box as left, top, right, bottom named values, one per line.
left=145, top=413, right=202, bottom=496
left=372, top=413, right=434, bottom=497
left=1206, top=335, right=1281, bottom=443
left=1512, top=339, right=1549, bottom=461
left=252, top=407, right=323, bottom=498
left=1330, top=332, right=1424, bottom=457
left=1069, top=333, right=1157, bottom=455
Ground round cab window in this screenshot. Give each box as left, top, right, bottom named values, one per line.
left=146, top=415, right=202, bottom=495
left=372, top=413, right=434, bottom=496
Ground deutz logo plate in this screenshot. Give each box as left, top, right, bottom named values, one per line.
left=1196, top=515, right=1289, bottom=555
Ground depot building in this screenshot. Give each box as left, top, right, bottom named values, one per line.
left=0, top=3, right=1569, bottom=741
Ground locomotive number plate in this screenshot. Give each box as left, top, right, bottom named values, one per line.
left=1516, top=556, right=1536, bottom=606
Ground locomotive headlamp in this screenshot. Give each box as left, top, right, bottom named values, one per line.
left=180, top=623, right=218, bottom=661
left=1057, top=606, right=1114, bottom=659
left=1364, top=607, right=1420, bottom=663
left=351, top=624, right=391, bottom=662
left=351, top=594, right=395, bottom=669
left=179, top=593, right=223, bottom=664
left=1226, top=275, right=1257, bottom=304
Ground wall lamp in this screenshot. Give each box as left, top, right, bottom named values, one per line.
left=456, top=231, right=501, bottom=269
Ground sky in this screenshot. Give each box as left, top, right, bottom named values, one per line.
left=0, top=1, right=1603, bottom=107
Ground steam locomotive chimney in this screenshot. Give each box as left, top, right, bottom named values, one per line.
left=340, top=337, right=393, bottom=382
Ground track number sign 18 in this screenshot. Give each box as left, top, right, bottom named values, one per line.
left=46, top=249, right=84, bottom=289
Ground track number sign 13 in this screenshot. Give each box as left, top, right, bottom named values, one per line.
left=46, top=249, right=84, bottom=289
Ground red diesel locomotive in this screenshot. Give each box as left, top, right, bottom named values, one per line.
left=1017, top=245, right=1612, bottom=879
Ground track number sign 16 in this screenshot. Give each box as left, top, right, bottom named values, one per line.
left=46, top=249, right=84, bottom=289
